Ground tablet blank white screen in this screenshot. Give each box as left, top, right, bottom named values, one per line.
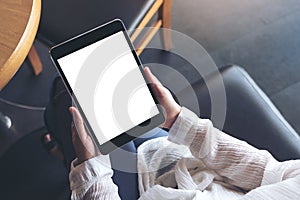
left=57, top=31, right=159, bottom=144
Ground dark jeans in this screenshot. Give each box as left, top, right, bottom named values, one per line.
left=44, top=76, right=167, bottom=200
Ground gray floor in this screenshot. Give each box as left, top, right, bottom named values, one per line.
left=171, top=0, right=300, bottom=134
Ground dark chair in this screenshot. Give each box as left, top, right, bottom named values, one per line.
left=43, top=64, right=300, bottom=199
left=37, top=0, right=172, bottom=54
left=176, top=65, right=300, bottom=161
left=1, top=65, right=299, bottom=199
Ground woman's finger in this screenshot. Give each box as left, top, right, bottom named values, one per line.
left=69, top=106, right=88, bottom=140
left=144, top=67, right=166, bottom=98
left=144, top=67, right=162, bottom=86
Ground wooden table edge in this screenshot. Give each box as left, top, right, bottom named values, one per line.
left=0, top=0, right=41, bottom=90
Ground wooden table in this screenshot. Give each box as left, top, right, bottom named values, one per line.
left=0, top=0, right=42, bottom=91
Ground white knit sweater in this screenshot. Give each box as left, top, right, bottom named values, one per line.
left=69, top=107, right=300, bottom=199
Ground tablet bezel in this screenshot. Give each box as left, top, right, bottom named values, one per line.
left=50, top=19, right=165, bottom=154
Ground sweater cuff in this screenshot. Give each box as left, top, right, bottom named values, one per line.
left=168, top=107, right=200, bottom=146
left=69, top=155, right=112, bottom=191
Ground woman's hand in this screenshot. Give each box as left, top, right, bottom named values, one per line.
left=69, top=107, right=99, bottom=166
left=69, top=67, right=181, bottom=165
left=144, top=67, right=181, bottom=129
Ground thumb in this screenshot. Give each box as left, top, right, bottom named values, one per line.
left=144, top=67, right=162, bottom=86
left=69, top=106, right=88, bottom=140
left=143, top=67, right=165, bottom=98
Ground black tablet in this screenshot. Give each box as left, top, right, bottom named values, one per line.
left=50, top=19, right=165, bottom=155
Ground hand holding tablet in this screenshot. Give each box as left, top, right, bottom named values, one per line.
left=143, top=67, right=181, bottom=130
left=50, top=19, right=167, bottom=154
left=69, top=67, right=181, bottom=164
